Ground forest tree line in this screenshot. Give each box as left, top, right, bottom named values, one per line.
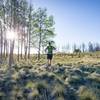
left=0, top=0, right=55, bottom=66
left=61, top=42, right=100, bottom=53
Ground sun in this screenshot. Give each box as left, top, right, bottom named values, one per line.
left=6, top=29, right=17, bottom=40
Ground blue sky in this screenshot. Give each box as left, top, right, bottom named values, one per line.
left=29, top=0, right=100, bottom=48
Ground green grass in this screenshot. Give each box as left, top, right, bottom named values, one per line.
left=0, top=52, right=100, bottom=99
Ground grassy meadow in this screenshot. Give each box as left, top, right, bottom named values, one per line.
left=0, top=52, right=100, bottom=100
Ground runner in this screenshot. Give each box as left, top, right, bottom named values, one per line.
left=45, top=42, right=56, bottom=66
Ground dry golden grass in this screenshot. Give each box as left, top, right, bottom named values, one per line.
left=52, top=52, right=100, bottom=67
left=0, top=52, right=100, bottom=100
left=1, top=51, right=100, bottom=67
left=78, top=86, right=97, bottom=100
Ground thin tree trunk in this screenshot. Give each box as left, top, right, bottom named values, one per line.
left=28, top=30, right=31, bottom=59
left=17, top=24, right=20, bottom=61
left=38, top=32, right=42, bottom=60
left=24, top=45, right=27, bottom=60
left=24, top=27, right=27, bottom=60
left=0, top=25, right=3, bottom=63
left=28, top=5, right=32, bottom=59
left=18, top=34, right=20, bottom=61
left=21, top=40, right=23, bottom=59
left=3, top=4, right=6, bottom=58
left=5, top=40, right=8, bottom=57
left=24, top=27, right=29, bottom=60
left=21, top=32, right=23, bottom=59
left=9, top=40, right=15, bottom=66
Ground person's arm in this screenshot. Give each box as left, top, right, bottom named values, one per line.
left=53, top=46, right=56, bottom=50
left=45, top=47, right=48, bottom=53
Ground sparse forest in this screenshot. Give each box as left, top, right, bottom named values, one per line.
left=0, top=0, right=55, bottom=66
left=0, top=0, right=100, bottom=100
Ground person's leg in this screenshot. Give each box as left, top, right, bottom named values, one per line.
left=50, top=54, right=53, bottom=66
left=47, top=54, right=53, bottom=66
left=47, top=59, right=50, bottom=66
left=47, top=59, right=49, bottom=65
left=50, top=59, right=52, bottom=66
left=46, top=59, right=50, bottom=66
left=47, top=54, right=49, bottom=65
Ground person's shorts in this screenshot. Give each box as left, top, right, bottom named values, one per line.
left=47, top=54, right=53, bottom=60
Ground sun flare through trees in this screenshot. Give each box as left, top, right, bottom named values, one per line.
left=0, top=0, right=55, bottom=66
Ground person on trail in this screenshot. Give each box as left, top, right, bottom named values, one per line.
left=45, top=42, right=56, bottom=66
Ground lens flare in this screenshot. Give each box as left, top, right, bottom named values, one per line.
left=6, top=29, right=17, bottom=40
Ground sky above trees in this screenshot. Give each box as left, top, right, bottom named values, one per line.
left=29, top=0, right=100, bottom=48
